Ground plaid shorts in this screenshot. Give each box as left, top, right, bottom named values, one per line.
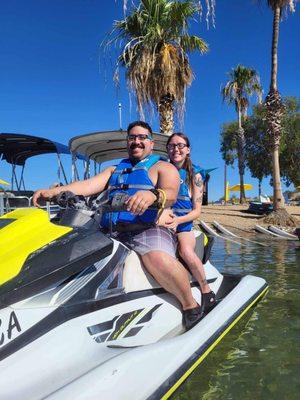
left=116, top=226, right=177, bottom=258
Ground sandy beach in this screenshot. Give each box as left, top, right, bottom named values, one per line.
left=198, top=204, right=300, bottom=233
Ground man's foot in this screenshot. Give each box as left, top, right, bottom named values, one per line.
left=182, top=305, right=204, bottom=331
left=202, top=291, right=216, bottom=314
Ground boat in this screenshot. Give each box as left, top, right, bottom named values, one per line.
left=0, top=131, right=268, bottom=399
left=247, top=201, right=273, bottom=215
left=0, top=133, right=86, bottom=216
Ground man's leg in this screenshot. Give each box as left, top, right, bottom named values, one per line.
left=141, top=250, right=198, bottom=310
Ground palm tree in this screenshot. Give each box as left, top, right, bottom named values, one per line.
left=264, top=0, right=296, bottom=215
left=222, top=65, right=262, bottom=204
left=104, top=0, right=208, bottom=135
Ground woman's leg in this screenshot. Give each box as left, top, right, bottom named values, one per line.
left=177, top=231, right=211, bottom=294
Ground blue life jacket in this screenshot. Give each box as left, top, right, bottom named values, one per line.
left=101, top=154, right=161, bottom=229
left=172, top=164, right=204, bottom=233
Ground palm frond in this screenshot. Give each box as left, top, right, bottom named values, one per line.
left=103, top=0, right=208, bottom=124
left=222, top=65, right=263, bottom=114
left=267, top=0, right=296, bottom=12
left=179, top=35, right=208, bottom=53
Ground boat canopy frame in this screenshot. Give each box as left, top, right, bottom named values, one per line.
left=69, top=130, right=217, bottom=204
left=0, top=133, right=86, bottom=190
left=69, top=130, right=169, bottom=178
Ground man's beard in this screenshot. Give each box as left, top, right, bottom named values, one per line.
left=128, top=143, right=145, bottom=163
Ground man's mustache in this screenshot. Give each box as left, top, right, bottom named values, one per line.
left=130, top=143, right=145, bottom=149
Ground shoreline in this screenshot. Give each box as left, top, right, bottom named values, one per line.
left=198, top=205, right=300, bottom=234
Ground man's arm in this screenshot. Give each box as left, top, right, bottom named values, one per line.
left=125, top=161, right=180, bottom=216
left=156, top=161, right=180, bottom=207
left=32, top=166, right=115, bottom=207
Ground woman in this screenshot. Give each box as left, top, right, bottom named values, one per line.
left=162, top=132, right=216, bottom=314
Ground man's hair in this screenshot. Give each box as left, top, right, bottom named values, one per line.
left=127, top=121, right=153, bottom=136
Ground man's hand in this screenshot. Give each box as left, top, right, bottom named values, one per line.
left=32, top=188, right=57, bottom=207
left=125, top=190, right=156, bottom=215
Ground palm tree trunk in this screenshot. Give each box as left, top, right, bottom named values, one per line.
left=158, top=94, right=174, bottom=135
left=270, top=6, right=280, bottom=92
left=237, top=108, right=246, bottom=204
left=266, top=6, right=285, bottom=211
left=272, top=145, right=284, bottom=209
left=258, top=179, right=262, bottom=198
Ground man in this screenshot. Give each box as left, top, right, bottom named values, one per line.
left=33, top=121, right=203, bottom=330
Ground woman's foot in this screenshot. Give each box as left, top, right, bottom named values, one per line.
left=202, top=291, right=216, bottom=314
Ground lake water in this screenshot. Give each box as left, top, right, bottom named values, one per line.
left=172, top=235, right=300, bottom=400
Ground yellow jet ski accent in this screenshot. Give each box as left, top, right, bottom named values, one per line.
left=0, top=208, right=72, bottom=285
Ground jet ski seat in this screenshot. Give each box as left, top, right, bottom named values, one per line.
left=122, top=230, right=213, bottom=293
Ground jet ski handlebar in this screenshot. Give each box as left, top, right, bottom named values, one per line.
left=55, top=191, right=89, bottom=210
left=55, top=191, right=159, bottom=213
left=53, top=191, right=159, bottom=229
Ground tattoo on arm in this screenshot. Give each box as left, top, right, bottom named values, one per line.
left=194, top=175, right=204, bottom=202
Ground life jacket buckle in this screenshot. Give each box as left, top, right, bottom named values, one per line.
left=122, top=168, right=132, bottom=174
left=119, top=184, right=129, bottom=190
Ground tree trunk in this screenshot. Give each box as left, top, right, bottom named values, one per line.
left=266, top=6, right=285, bottom=211
left=158, top=95, right=174, bottom=135
left=237, top=108, right=246, bottom=204
left=272, top=144, right=285, bottom=210
left=258, top=179, right=262, bottom=198
left=270, top=6, right=280, bottom=92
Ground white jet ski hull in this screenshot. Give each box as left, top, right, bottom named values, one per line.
left=0, top=262, right=267, bottom=400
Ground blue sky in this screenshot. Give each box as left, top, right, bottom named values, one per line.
left=0, top=0, right=299, bottom=200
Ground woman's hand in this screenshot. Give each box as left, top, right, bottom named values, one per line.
left=164, top=215, right=179, bottom=232
left=157, top=209, right=178, bottom=231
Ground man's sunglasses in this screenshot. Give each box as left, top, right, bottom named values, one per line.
left=167, top=143, right=188, bottom=150
left=127, top=134, right=152, bottom=141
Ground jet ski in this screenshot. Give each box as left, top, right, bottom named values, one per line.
left=0, top=193, right=268, bottom=400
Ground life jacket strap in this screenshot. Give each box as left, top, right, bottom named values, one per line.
left=173, top=208, right=192, bottom=214
left=108, top=183, right=154, bottom=191
left=113, top=222, right=155, bottom=232
left=114, top=166, right=149, bottom=175
left=177, top=195, right=191, bottom=201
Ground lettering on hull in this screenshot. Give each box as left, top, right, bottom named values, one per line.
left=0, top=311, right=22, bottom=346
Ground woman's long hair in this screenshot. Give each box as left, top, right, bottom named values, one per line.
left=166, top=132, right=193, bottom=190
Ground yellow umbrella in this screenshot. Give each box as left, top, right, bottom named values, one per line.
left=0, top=178, right=10, bottom=186
left=229, top=184, right=253, bottom=192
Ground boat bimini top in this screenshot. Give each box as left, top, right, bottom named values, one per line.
left=69, top=130, right=169, bottom=178
left=69, top=130, right=169, bottom=164
left=0, top=133, right=87, bottom=191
